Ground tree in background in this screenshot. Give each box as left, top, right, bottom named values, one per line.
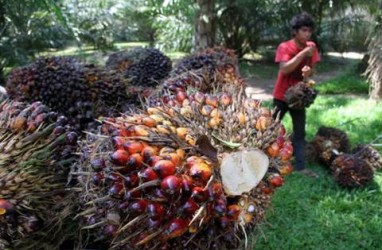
left=365, top=2, right=382, bottom=100
left=194, top=0, right=216, bottom=50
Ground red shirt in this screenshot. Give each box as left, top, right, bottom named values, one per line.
left=273, top=39, right=320, bottom=101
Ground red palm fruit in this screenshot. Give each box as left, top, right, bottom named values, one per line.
left=219, top=216, right=232, bottom=229
left=123, top=141, right=145, bottom=154
left=180, top=175, right=194, bottom=194
left=226, top=204, right=241, bottom=220
left=191, top=186, right=208, bottom=202
left=185, top=156, right=204, bottom=168
left=105, top=172, right=124, bottom=183
left=134, top=125, right=150, bottom=137
left=181, top=199, right=199, bottom=215
left=110, top=149, right=129, bottom=166
left=112, top=136, right=126, bottom=150
left=125, top=189, right=141, bottom=199
left=255, top=116, right=272, bottom=131
left=0, top=199, right=13, bottom=215
left=280, top=162, right=293, bottom=176
left=237, top=112, right=246, bottom=125
left=147, top=202, right=165, bottom=220
left=163, top=218, right=189, bottom=239
left=175, top=90, right=188, bottom=103
left=129, top=199, right=149, bottom=215
left=208, top=182, right=223, bottom=199
left=193, top=92, right=205, bottom=104
left=118, top=201, right=129, bottom=211
left=268, top=174, right=284, bottom=187
left=152, top=188, right=167, bottom=201
left=159, top=147, right=176, bottom=155
left=200, top=105, right=213, bottom=116
left=167, top=98, right=179, bottom=107
left=189, top=162, right=212, bottom=182
left=153, top=160, right=176, bottom=178
left=108, top=182, right=125, bottom=199
left=276, top=136, right=286, bottom=148
left=141, top=146, right=159, bottom=162
left=161, top=175, right=181, bottom=195
left=210, top=108, right=223, bottom=118
left=138, top=168, right=159, bottom=182
left=163, top=153, right=181, bottom=167
left=65, top=131, right=78, bottom=145
left=279, top=143, right=294, bottom=162
left=261, top=185, right=273, bottom=195
left=208, top=117, right=222, bottom=129
left=91, top=172, right=105, bottom=186
left=205, top=94, right=219, bottom=107
left=103, top=224, right=118, bottom=237
left=176, top=127, right=188, bottom=139
left=279, top=124, right=286, bottom=136
left=142, top=116, right=157, bottom=127
left=219, top=93, right=232, bottom=106
left=124, top=173, right=139, bottom=187
left=176, top=148, right=185, bottom=160
left=125, top=153, right=143, bottom=170
left=90, top=158, right=106, bottom=172
left=266, top=142, right=280, bottom=158
left=147, top=155, right=162, bottom=167
left=213, top=198, right=227, bottom=216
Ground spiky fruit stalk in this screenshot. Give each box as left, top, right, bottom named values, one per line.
left=0, top=101, right=78, bottom=249
left=74, top=87, right=293, bottom=249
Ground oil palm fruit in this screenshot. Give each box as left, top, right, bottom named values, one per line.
left=312, top=126, right=351, bottom=167
left=0, top=100, right=78, bottom=249
left=73, top=89, right=292, bottom=249
left=284, top=80, right=318, bottom=109
left=352, top=144, right=382, bottom=171
left=105, top=47, right=172, bottom=88
left=331, top=154, right=374, bottom=188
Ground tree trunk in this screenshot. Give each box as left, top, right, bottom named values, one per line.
left=194, top=0, right=216, bottom=51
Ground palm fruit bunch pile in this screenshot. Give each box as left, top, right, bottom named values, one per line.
left=0, top=100, right=78, bottom=250
left=352, top=144, right=382, bottom=171
left=73, top=91, right=293, bottom=249
left=309, top=126, right=351, bottom=167
left=82, top=65, right=134, bottom=116
left=6, top=57, right=95, bottom=131
left=330, top=154, right=374, bottom=188
left=105, top=47, right=172, bottom=90
left=284, top=80, right=318, bottom=109
left=6, top=57, right=136, bottom=130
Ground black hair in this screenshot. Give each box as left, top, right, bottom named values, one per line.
left=290, top=12, right=315, bottom=31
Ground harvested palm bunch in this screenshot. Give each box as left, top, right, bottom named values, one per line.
left=311, top=126, right=351, bottom=167
left=0, top=100, right=79, bottom=250
left=105, top=47, right=172, bottom=88
left=284, top=80, right=318, bottom=109
left=352, top=144, right=382, bottom=171
left=73, top=91, right=293, bottom=249
left=331, top=154, right=374, bottom=188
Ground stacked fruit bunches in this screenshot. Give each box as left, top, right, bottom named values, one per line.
left=73, top=89, right=293, bottom=249
left=105, top=47, right=172, bottom=89
left=0, top=100, right=79, bottom=249
left=6, top=57, right=95, bottom=131
left=170, top=47, right=244, bottom=88
left=284, top=80, right=318, bottom=109
left=352, top=144, right=382, bottom=171
left=311, top=126, right=351, bottom=167
left=83, top=65, right=134, bottom=116
left=330, top=154, right=374, bottom=188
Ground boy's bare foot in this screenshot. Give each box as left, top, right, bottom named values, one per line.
left=297, top=168, right=319, bottom=178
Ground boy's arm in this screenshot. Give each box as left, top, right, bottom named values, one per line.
left=279, top=46, right=316, bottom=74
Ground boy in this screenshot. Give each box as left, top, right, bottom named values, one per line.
left=273, top=12, right=320, bottom=177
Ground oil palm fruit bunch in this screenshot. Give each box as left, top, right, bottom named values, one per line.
left=312, top=126, right=351, bottom=167
left=73, top=89, right=293, bottom=249
left=0, top=100, right=79, bottom=250
left=330, top=154, right=374, bottom=188
left=284, top=80, right=318, bottom=109
left=352, top=144, right=382, bottom=171
left=6, top=56, right=94, bottom=131
left=105, top=47, right=172, bottom=88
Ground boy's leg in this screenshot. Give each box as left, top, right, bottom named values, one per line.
left=289, top=108, right=306, bottom=171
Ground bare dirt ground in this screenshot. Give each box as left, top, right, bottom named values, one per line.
left=244, top=70, right=339, bottom=101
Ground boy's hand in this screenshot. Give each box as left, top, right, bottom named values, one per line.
left=303, top=45, right=316, bottom=57
left=302, top=65, right=312, bottom=79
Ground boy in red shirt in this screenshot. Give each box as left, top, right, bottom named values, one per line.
left=273, top=12, right=320, bottom=177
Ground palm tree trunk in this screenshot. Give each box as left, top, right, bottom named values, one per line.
left=194, top=0, right=216, bottom=51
